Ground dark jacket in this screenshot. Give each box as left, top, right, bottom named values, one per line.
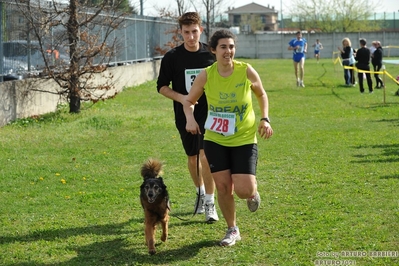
left=372, top=47, right=383, bottom=66
left=355, top=47, right=371, bottom=69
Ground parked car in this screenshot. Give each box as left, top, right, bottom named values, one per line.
left=1, top=57, right=36, bottom=81
left=1, top=40, right=68, bottom=81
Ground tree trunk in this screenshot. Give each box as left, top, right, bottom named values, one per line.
left=67, top=0, right=80, bottom=113
left=69, top=94, right=81, bottom=113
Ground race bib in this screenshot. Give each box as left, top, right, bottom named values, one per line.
left=185, top=68, right=203, bottom=93
left=204, top=111, right=236, bottom=136
left=296, top=46, right=304, bottom=53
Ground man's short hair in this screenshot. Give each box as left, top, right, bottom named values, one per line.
left=178, top=12, right=202, bottom=29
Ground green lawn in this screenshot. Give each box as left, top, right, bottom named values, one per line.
left=1, top=58, right=398, bottom=265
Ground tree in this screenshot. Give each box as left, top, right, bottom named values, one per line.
left=197, top=0, right=225, bottom=41
left=240, top=14, right=264, bottom=33
left=175, top=0, right=188, bottom=16
left=287, top=0, right=382, bottom=32
left=15, top=0, right=129, bottom=113
left=154, top=0, right=228, bottom=55
left=154, top=9, right=182, bottom=55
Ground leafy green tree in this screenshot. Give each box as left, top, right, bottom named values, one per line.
left=240, top=14, right=264, bottom=33
left=287, top=0, right=382, bottom=32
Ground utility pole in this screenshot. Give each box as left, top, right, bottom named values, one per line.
left=0, top=2, right=3, bottom=82
left=280, top=0, right=283, bottom=30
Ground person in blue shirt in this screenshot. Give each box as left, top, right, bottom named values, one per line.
left=288, top=31, right=307, bottom=87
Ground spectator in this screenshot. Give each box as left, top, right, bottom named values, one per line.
left=371, top=41, right=384, bottom=88
left=355, top=38, right=373, bottom=93
left=338, top=38, right=356, bottom=86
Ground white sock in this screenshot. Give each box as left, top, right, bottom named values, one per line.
left=205, top=194, right=214, bottom=203
left=196, top=185, right=205, bottom=195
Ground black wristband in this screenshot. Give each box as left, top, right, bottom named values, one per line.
left=260, top=117, right=270, bottom=123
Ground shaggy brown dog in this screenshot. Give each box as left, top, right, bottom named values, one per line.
left=140, top=158, right=170, bottom=255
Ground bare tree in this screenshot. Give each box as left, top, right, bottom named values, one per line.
left=154, top=9, right=182, bottom=55
left=175, top=0, right=188, bottom=16
left=15, top=0, right=128, bottom=113
left=154, top=0, right=227, bottom=56
left=197, top=0, right=224, bottom=41
left=287, top=0, right=382, bottom=32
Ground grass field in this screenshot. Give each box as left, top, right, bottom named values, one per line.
left=1, top=58, right=399, bottom=265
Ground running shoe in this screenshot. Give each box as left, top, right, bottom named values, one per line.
left=220, top=227, right=241, bottom=246
left=194, top=193, right=205, bottom=214
left=204, top=201, right=219, bottom=223
left=247, top=191, right=261, bottom=212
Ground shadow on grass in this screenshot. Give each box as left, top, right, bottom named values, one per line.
left=380, top=174, right=399, bottom=179
left=63, top=239, right=217, bottom=265
left=1, top=216, right=214, bottom=265
left=372, top=118, right=399, bottom=127
left=7, top=238, right=217, bottom=266
left=366, top=102, right=399, bottom=109
left=351, top=143, right=399, bottom=163
left=0, top=219, right=140, bottom=245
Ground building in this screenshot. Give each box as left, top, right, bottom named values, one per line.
left=226, top=2, right=279, bottom=33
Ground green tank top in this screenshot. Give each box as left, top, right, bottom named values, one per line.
left=204, top=60, right=257, bottom=146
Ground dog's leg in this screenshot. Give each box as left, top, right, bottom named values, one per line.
left=160, top=214, right=169, bottom=242
left=145, top=216, right=157, bottom=255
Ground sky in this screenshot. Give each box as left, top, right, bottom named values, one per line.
left=139, top=0, right=399, bottom=17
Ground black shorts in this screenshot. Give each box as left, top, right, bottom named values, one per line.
left=204, top=140, right=258, bottom=175
left=177, top=127, right=205, bottom=156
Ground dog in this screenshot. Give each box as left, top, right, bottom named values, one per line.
left=140, top=158, right=170, bottom=255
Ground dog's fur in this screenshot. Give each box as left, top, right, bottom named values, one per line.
left=140, top=158, right=170, bottom=255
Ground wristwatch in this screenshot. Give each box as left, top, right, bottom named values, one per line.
left=260, top=117, right=271, bottom=123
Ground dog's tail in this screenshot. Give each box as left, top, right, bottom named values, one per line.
left=141, top=158, right=163, bottom=179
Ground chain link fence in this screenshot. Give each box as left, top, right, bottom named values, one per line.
left=0, top=1, right=179, bottom=81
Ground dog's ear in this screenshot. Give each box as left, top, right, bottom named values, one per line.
left=159, top=177, right=167, bottom=189
left=166, top=198, right=171, bottom=211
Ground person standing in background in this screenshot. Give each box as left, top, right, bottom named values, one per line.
left=370, top=41, right=377, bottom=56
left=288, top=31, right=307, bottom=87
left=338, top=38, right=356, bottom=86
left=371, top=41, right=384, bottom=89
left=355, top=38, right=373, bottom=94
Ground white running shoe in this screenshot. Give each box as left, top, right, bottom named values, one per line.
left=247, top=191, right=261, bottom=212
left=204, top=201, right=219, bottom=223
left=220, top=227, right=241, bottom=246
left=194, top=193, right=205, bottom=214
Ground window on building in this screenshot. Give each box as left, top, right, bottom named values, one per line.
left=261, top=15, right=267, bottom=24
left=233, top=15, right=241, bottom=25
